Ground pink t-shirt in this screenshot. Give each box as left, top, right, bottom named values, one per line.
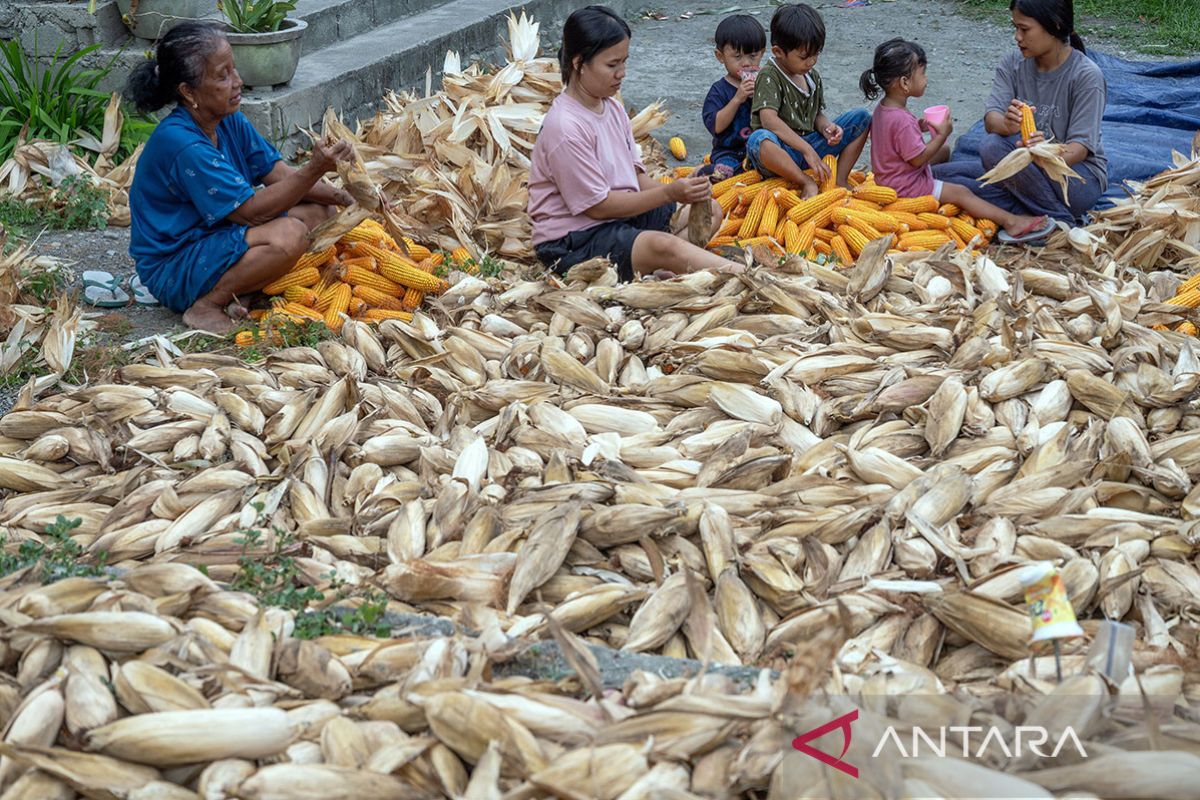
left=528, top=93, right=645, bottom=246
left=870, top=105, right=935, bottom=198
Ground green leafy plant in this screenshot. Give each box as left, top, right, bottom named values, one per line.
left=0, top=174, right=110, bottom=245
left=0, top=515, right=108, bottom=584
left=293, top=590, right=392, bottom=639
left=230, top=525, right=322, bottom=612
left=0, top=39, right=115, bottom=163
left=218, top=0, right=298, bottom=33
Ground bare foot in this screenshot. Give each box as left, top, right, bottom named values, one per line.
left=183, top=300, right=237, bottom=334
left=716, top=261, right=746, bottom=275
left=225, top=299, right=250, bottom=320
left=651, top=269, right=676, bottom=281
left=1003, top=214, right=1048, bottom=238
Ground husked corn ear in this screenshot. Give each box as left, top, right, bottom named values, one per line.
left=340, top=255, right=377, bottom=271
left=898, top=230, right=953, bottom=250
left=716, top=216, right=742, bottom=237
left=813, top=238, right=832, bottom=255
left=1168, top=289, right=1200, bottom=308
left=739, top=177, right=787, bottom=201
left=948, top=228, right=969, bottom=250
left=738, top=187, right=774, bottom=239
left=248, top=308, right=270, bottom=321
left=976, top=218, right=999, bottom=237
left=400, top=238, right=432, bottom=262
left=885, top=196, right=939, bottom=214
left=938, top=203, right=961, bottom=216
left=949, top=217, right=985, bottom=244
left=711, top=169, right=762, bottom=196
left=708, top=235, right=738, bottom=248
left=853, top=183, right=898, bottom=205
left=889, top=210, right=929, bottom=231
left=315, top=281, right=349, bottom=313
left=717, top=190, right=741, bottom=213
left=352, top=285, right=408, bottom=311
left=783, top=219, right=803, bottom=253
left=843, top=215, right=884, bottom=242
left=348, top=297, right=369, bottom=318
left=1177, top=321, right=1199, bottom=335
left=794, top=220, right=816, bottom=255
left=451, top=246, right=472, bottom=263
left=323, top=283, right=352, bottom=332
left=819, top=155, right=838, bottom=193
left=814, top=227, right=837, bottom=243
left=734, top=236, right=784, bottom=252
left=1020, top=102, right=1037, bottom=145
left=845, top=198, right=883, bottom=213
left=832, top=207, right=901, bottom=234
left=1179, top=273, right=1200, bottom=293
left=363, top=309, right=415, bottom=323
left=669, top=136, right=687, bottom=160
left=339, top=225, right=396, bottom=249
left=282, top=286, right=320, bottom=306
left=262, top=267, right=320, bottom=295
left=831, top=235, right=853, bottom=264
left=280, top=302, right=324, bottom=321
left=787, top=188, right=848, bottom=224
left=294, top=245, right=337, bottom=272
left=673, top=166, right=694, bottom=178
left=339, top=265, right=403, bottom=295
left=837, top=224, right=872, bottom=257
left=704, top=154, right=711, bottom=164
left=658, top=176, right=674, bottom=184
left=354, top=243, right=447, bottom=292
left=916, top=212, right=952, bottom=230
left=402, top=287, right=425, bottom=310
left=959, top=213, right=976, bottom=226
left=811, top=205, right=838, bottom=229
left=758, top=197, right=780, bottom=237
left=772, top=188, right=802, bottom=211
left=848, top=169, right=868, bottom=186
left=773, top=215, right=789, bottom=242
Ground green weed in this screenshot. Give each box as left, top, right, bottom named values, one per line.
left=230, top=525, right=322, bottom=612
left=0, top=515, right=109, bottom=584
left=293, top=590, right=392, bottom=639
left=0, top=174, right=111, bottom=242
left=955, top=0, right=1200, bottom=54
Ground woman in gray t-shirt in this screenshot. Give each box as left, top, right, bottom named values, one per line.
left=934, top=0, right=1107, bottom=226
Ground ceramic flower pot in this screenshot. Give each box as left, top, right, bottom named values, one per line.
left=224, top=18, right=307, bottom=89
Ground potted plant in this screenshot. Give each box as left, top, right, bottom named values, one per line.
left=218, top=0, right=306, bottom=89
left=113, top=0, right=223, bottom=40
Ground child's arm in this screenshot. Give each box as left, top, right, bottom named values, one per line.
left=709, top=77, right=754, bottom=135
left=906, top=117, right=952, bottom=168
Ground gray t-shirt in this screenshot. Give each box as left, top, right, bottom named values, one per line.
left=986, top=48, right=1107, bottom=188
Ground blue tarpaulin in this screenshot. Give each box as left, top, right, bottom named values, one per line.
left=945, top=51, right=1200, bottom=206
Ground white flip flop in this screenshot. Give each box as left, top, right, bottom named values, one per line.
left=81, top=270, right=130, bottom=308
left=129, top=275, right=160, bottom=306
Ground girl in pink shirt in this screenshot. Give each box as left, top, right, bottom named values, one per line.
left=529, top=6, right=743, bottom=281
left=860, top=38, right=1052, bottom=241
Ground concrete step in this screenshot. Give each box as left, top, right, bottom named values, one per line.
left=240, top=0, right=623, bottom=149
left=293, top=0, right=451, bottom=55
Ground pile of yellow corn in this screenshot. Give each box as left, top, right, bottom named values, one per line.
left=235, top=220, right=470, bottom=347
left=1156, top=272, right=1200, bottom=336
left=688, top=157, right=998, bottom=265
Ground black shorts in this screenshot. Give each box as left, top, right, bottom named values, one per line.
left=534, top=203, right=677, bottom=282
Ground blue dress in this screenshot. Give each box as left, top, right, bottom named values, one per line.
left=129, top=106, right=282, bottom=312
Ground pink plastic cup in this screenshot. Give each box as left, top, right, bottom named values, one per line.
left=923, top=105, right=949, bottom=127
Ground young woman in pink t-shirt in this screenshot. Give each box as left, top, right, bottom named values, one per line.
left=860, top=38, right=1053, bottom=242
left=528, top=6, right=743, bottom=281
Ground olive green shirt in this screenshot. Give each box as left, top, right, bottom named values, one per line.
left=750, top=60, right=825, bottom=135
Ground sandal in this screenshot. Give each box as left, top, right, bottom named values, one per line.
left=129, top=274, right=160, bottom=306
left=997, top=216, right=1056, bottom=245
left=81, top=270, right=130, bottom=308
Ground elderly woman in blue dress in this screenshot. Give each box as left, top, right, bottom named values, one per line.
left=126, top=21, right=355, bottom=333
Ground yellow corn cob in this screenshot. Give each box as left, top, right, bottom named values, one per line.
left=348, top=298, right=369, bottom=318
left=773, top=215, right=790, bottom=242
left=787, top=187, right=848, bottom=224
left=1168, top=289, right=1200, bottom=308
left=363, top=309, right=415, bottom=323
left=711, top=169, right=761, bottom=197
left=938, top=203, right=961, bottom=217
left=1020, top=103, right=1037, bottom=146
left=739, top=177, right=788, bottom=201
left=783, top=219, right=802, bottom=253
left=832, top=207, right=901, bottom=234
left=280, top=302, right=324, bottom=322
left=717, top=190, right=742, bottom=214
left=949, top=217, right=985, bottom=244
left=772, top=188, right=802, bottom=211
left=948, top=229, right=969, bottom=250
left=658, top=176, right=674, bottom=184
left=716, top=215, right=742, bottom=237
left=845, top=199, right=883, bottom=214
left=341, top=264, right=404, bottom=296
left=352, top=285, right=408, bottom=311
left=234, top=330, right=257, bottom=347
left=819, top=155, right=838, bottom=193
left=811, top=205, right=839, bottom=230
left=976, top=218, right=998, bottom=238
left=339, top=226, right=396, bottom=250
left=669, top=136, right=687, bottom=160
left=451, top=246, right=472, bottom=263
left=293, top=245, right=337, bottom=272
left=315, top=281, right=348, bottom=313
left=248, top=308, right=270, bottom=322
left=1178, top=273, right=1200, bottom=293
left=813, top=239, right=832, bottom=255
left=323, top=283, right=351, bottom=332
left=837, top=225, right=873, bottom=257
left=794, top=220, right=816, bottom=255
left=888, top=210, right=929, bottom=231
left=814, top=227, right=837, bottom=243
left=402, top=287, right=425, bottom=310
left=262, top=267, right=320, bottom=295
left=958, top=213, right=976, bottom=226
left=424, top=253, right=445, bottom=268
left=341, top=255, right=378, bottom=271
left=885, top=196, right=939, bottom=214
left=916, top=212, right=952, bottom=230
left=1177, top=321, right=1199, bottom=335
left=282, top=286, right=320, bottom=307
left=848, top=170, right=868, bottom=187
left=353, top=243, right=447, bottom=293
left=673, top=166, right=695, bottom=178
left=758, top=197, right=780, bottom=238
left=734, top=236, right=784, bottom=252
left=843, top=215, right=884, bottom=242
left=707, top=235, right=738, bottom=249
left=853, top=183, right=898, bottom=206
left=830, top=235, right=853, bottom=264
left=739, top=187, right=774, bottom=239
left=898, top=230, right=953, bottom=250
left=704, top=154, right=711, bottom=165
left=400, top=238, right=432, bottom=262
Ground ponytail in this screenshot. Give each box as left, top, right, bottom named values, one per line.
left=1069, top=31, right=1086, bottom=52
left=124, top=21, right=226, bottom=114
left=860, top=38, right=926, bottom=101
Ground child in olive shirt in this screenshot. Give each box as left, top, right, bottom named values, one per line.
left=747, top=3, right=871, bottom=197
left=700, top=15, right=766, bottom=179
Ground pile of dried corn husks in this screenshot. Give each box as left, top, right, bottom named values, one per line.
left=3, top=157, right=1200, bottom=794
left=0, top=234, right=88, bottom=382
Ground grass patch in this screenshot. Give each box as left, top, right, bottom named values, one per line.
left=955, top=0, right=1200, bottom=55
left=0, top=174, right=110, bottom=242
